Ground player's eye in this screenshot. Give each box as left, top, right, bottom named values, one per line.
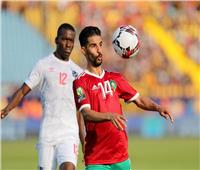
left=90, top=44, right=96, bottom=48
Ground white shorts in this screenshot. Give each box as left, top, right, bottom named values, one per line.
left=36, top=138, right=79, bottom=170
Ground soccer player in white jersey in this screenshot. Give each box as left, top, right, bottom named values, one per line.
left=1, top=23, right=83, bottom=170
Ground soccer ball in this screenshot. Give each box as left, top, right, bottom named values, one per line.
left=112, top=25, right=140, bottom=59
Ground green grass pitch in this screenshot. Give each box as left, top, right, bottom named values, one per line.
left=1, top=136, right=199, bottom=170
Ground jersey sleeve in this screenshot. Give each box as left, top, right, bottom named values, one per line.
left=116, top=74, right=139, bottom=103
left=73, top=78, right=91, bottom=111
left=24, top=61, right=43, bottom=89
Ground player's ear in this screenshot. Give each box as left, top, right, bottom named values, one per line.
left=55, top=37, right=58, bottom=45
left=81, top=47, right=86, bottom=56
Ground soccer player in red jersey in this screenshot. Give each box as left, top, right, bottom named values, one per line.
left=73, top=26, right=173, bottom=170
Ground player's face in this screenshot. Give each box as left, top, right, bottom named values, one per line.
left=56, top=29, right=75, bottom=60
left=82, top=35, right=103, bottom=67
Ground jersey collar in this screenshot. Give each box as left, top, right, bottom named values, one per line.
left=52, top=53, right=71, bottom=65
left=85, top=69, right=105, bottom=79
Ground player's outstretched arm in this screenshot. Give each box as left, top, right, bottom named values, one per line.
left=81, top=108, right=127, bottom=130
left=133, top=96, right=174, bottom=123
left=1, top=83, right=31, bottom=119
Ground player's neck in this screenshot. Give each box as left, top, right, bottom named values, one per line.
left=87, top=65, right=103, bottom=76
left=54, top=51, right=69, bottom=61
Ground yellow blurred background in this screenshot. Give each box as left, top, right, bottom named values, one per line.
left=1, top=0, right=200, bottom=139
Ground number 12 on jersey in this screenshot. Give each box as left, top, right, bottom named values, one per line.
left=59, top=72, right=67, bottom=85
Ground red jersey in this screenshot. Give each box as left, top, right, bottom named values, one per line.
left=73, top=70, right=139, bottom=165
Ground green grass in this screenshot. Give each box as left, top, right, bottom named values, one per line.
left=1, top=136, right=199, bottom=170
left=128, top=136, right=199, bottom=170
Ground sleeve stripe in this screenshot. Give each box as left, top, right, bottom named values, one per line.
left=79, top=104, right=91, bottom=112
left=126, top=92, right=140, bottom=103
left=24, top=80, right=33, bottom=90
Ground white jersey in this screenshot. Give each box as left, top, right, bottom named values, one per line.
left=25, top=54, right=83, bottom=144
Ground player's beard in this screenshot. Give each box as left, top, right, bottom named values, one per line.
left=93, top=56, right=102, bottom=67
left=89, top=54, right=102, bottom=67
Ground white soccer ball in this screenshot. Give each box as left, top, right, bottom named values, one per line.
left=112, top=25, right=140, bottom=59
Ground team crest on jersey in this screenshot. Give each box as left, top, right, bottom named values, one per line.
left=76, top=87, right=86, bottom=102
left=110, top=80, right=117, bottom=91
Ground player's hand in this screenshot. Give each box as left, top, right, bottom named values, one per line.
left=158, top=107, right=174, bottom=123
left=1, top=109, right=9, bottom=119
left=109, top=113, right=127, bottom=131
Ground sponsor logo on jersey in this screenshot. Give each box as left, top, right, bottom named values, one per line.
left=92, top=85, right=99, bottom=90
left=72, top=70, right=79, bottom=78
left=110, top=80, right=117, bottom=91
left=76, top=87, right=86, bottom=102
left=48, top=67, right=55, bottom=72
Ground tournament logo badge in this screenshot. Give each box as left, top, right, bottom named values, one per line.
left=76, top=87, right=86, bottom=102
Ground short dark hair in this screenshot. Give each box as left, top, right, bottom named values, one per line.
left=57, top=23, right=75, bottom=37
left=79, top=26, right=101, bottom=47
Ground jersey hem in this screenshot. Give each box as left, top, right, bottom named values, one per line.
left=85, top=156, right=129, bottom=165
left=24, top=81, right=33, bottom=90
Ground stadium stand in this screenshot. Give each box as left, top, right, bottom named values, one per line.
left=1, top=1, right=199, bottom=139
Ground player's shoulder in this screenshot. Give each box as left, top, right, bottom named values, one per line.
left=69, top=59, right=83, bottom=73
left=73, top=71, right=87, bottom=87
left=36, top=54, right=53, bottom=65
left=69, top=59, right=79, bottom=67
left=75, top=71, right=87, bottom=80
left=105, top=70, right=122, bottom=78
left=30, top=54, right=51, bottom=70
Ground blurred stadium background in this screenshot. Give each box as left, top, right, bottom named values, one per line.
left=1, top=1, right=199, bottom=170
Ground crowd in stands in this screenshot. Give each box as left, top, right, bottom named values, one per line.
left=1, top=1, right=200, bottom=126
left=2, top=1, right=199, bottom=88
left=155, top=2, right=200, bottom=65
left=2, top=1, right=199, bottom=93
